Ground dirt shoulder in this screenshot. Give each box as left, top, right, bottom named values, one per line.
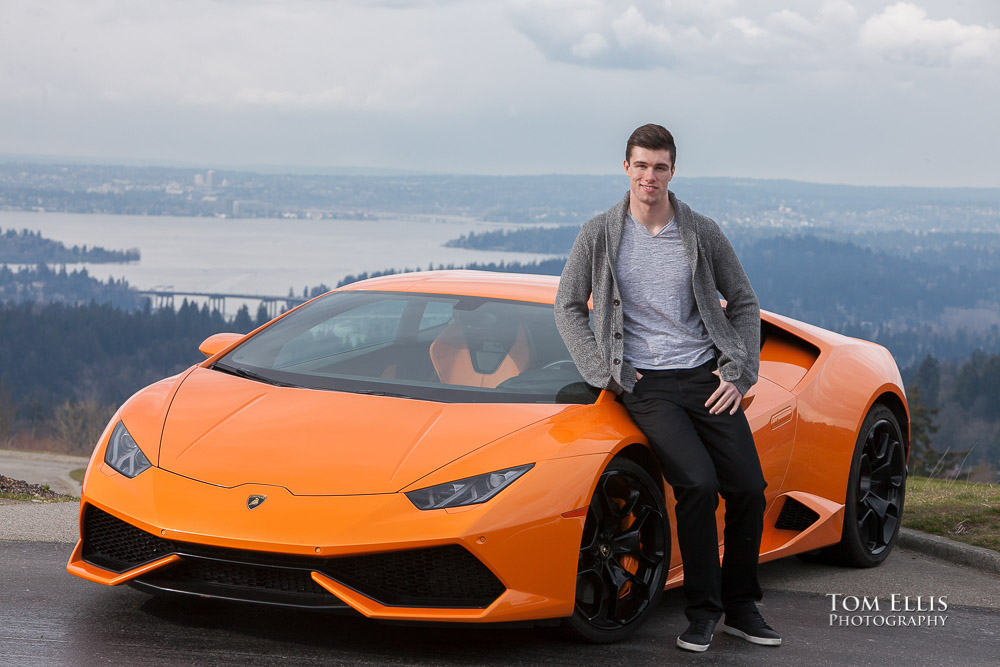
left=0, top=448, right=89, bottom=497
left=0, top=474, right=77, bottom=502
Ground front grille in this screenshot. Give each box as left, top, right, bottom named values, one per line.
left=81, top=504, right=505, bottom=608
left=167, top=558, right=329, bottom=595
left=327, top=545, right=505, bottom=608
left=134, top=557, right=346, bottom=609
left=82, top=505, right=176, bottom=572
left=774, top=497, right=820, bottom=531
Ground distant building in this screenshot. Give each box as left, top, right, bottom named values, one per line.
left=232, top=200, right=272, bottom=218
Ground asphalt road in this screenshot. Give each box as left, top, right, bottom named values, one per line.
left=1, top=535, right=997, bottom=666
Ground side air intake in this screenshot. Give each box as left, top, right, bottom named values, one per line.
left=774, top=496, right=820, bottom=531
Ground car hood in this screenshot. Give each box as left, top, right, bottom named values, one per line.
left=156, top=366, right=570, bottom=495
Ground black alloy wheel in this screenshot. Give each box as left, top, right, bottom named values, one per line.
left=563, top=458, right=669, bottom=643
left=836, top=404, right=907, bottom=567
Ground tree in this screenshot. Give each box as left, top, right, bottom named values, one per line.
left=51, top=398, right=114, bottom=455
left=255, top=303, right=270, bottom=327
left=912, top=355, right=941, bottom=409
left=233, top=305, right=252, bottom=332
left=906, top=385, right=939, bottom=476
left=952, top=350, right=1000, bottom=415
left=0, top=382, right=17, bottom=446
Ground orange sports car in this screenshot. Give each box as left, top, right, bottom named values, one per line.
left=68, top=270, right=908, bottom=642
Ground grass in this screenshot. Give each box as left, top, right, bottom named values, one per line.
left=0, top=485, right=77, bottom=503
left=69, top=467, right=86, bottom=483
left=904, top=476, right=1000, bottom=552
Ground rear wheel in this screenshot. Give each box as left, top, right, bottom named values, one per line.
left=563, top=458, right=669, bottom=643
left=832, top=404, right=907, bottom=567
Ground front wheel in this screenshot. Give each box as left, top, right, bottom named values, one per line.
left=834, top=404, right=907, bottom=567
left=563, top=458, right=669, bottom=643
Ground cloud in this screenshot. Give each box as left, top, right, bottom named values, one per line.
left=0, top=0, right=462, bottom=111
left=859, top=2, right=1000, bottom=68
left=819, top=0, right=859, bottom=25
left=507, top=0, right=826, bottom=74
left=5, top=0, right=994, bottom=115
left=571, top=32, right=610, bottom=59
left=610, top=6, right=674, bottom=61
left=349, top=0, right=470, bottom=6
left=506, top=0, right=999, bottom=76
left=0, top=0, right=996, bottom=188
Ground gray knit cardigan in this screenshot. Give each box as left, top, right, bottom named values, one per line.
left=554, top=191, right=760, bottom=396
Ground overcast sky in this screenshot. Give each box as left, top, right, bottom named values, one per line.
left=1, top=0, right=997, bottom=187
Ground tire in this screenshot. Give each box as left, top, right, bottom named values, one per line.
left=831, top=404, right=907, bottom=567
left=562, top=458, right=670, bottom=643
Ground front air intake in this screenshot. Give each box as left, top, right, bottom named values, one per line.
left=325, top=545, right=506, bottom=608
left=81, top=504, right=505, bottom=608
left=82, top=505, right=176, bottom=572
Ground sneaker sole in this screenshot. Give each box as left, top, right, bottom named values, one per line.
left=721, top=623, right=781, bottom=646
left=676, top=635, right=712, bottom=652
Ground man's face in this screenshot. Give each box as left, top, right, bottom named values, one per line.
left=624, top=147, right=674, bottom=208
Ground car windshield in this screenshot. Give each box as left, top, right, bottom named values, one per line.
left=215, top=290, right=599, bottom=404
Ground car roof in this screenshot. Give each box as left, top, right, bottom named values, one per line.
left=337, top=270, right=561, bottom=305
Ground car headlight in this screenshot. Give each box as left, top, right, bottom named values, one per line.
left=405, top=464, right=534, bottom=510
left=104, top=421, right=152, bottom=478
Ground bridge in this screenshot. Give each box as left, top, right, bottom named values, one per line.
left=136, top=290, right=308, bottom=318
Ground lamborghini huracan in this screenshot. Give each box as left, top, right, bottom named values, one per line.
left=68, top=270, right=909, bottom=642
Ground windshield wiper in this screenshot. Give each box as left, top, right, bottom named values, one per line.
left=348, top=388, right=418, bottom=399
left=212, top=362, right=299, bottom=388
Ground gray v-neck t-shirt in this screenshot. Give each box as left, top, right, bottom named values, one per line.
left=616, top=212, right=715, bottom=370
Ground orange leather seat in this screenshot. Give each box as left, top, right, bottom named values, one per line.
left=429, top=320, right=532, bottom=388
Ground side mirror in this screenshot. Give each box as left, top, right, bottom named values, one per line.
left=199, top=332, right=243, bottom=358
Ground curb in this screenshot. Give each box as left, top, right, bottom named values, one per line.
left=898, top=527, right=1000, bottom=576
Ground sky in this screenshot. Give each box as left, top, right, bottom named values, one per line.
left=1, top=0, right=998, bottom=187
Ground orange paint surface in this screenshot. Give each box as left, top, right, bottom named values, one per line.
left=69, top=271, right=907, bottom=625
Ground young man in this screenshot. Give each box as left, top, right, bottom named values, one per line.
left=554, top=124, right=780, bottom=652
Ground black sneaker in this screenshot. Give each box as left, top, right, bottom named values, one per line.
left=677, top=618, right=716, bottom=652
left=722, top=606, right=781, bottom=646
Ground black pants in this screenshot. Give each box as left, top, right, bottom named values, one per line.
left=622, top=360, right=766, bottom=622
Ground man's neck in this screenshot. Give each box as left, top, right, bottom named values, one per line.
left=629, top=194, right=675, bottom=236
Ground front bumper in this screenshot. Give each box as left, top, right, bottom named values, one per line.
left=67, top=455, right=605, bottom=623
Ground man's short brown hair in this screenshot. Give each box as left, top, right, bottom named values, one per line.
left=626, top=124, right=676, bottom=166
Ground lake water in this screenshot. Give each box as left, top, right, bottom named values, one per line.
left=1, top=211, right=557, bottom=314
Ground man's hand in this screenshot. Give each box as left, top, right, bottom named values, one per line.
left=707, top=370, right=742, bottom=415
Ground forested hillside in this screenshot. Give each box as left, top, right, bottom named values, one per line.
left=0, top=295, right=996, bottom=479
left=0, top=227, right=139, bottom=263
left=0, top=263, right=143, bottom=310
left=906, top=354, right=1000, bottom=481
left=0, top=299, right=265, bottom=455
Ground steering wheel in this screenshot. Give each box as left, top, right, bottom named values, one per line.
left=542, top=359, right=577, bottom=371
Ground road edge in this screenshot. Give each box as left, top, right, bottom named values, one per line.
left=898, top=527, right=1000, bottom=576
